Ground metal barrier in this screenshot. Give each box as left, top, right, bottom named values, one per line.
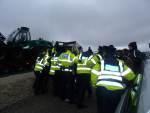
left=115, top=88, right=131, bottom=113
left=115, top=73, right=144, bottom=113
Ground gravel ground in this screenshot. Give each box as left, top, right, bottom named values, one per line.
left=0, top=72, right=97, bottom=113
left=0, top=72, right=34, bottom=110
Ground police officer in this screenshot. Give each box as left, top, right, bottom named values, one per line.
left=33, top=49, right=50, bottom=94
left=49, top=43, right=61, bottom=96
left=87, top=46, right=103, bottom=86
left=58, top=45, right=77, bottom=102
left=87, top=46, right=93, bottom=55
left=91, top=45, right=136, bottom=113
left=85, top=47, right=93, bottom=97
left=76, top=47, right=92, bottom=109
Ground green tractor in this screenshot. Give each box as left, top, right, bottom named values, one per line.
left=0, top=27, right=52, bottom=74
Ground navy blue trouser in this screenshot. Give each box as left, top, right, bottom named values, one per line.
left=59, top=71, right=75, bottom=101
left=76, top=74, right=91, bottom=106
left=96, top=86, right=125, bottom=113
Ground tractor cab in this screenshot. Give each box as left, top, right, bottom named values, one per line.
left=7, top=27, right=31, bottom=44
left=55, top=41, right=81, bottom=55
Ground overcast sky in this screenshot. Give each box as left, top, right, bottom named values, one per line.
left=0, top=0, right=150, bottom=51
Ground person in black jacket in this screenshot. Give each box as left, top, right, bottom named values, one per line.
left=128, top=42, right=144, bottom=74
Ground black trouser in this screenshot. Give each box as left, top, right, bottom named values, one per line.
left=53, top=70, right=62, bottom=97
left=76, top=74, right=91, bottom=106
left=96, top=86, right=125, bottom=113
left=59, top=71, right=75, bottom=102
left=87, top=75, right=93, bottom=96
left=33, top=71, right=48, bottom=94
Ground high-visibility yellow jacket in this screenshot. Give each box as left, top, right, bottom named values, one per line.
left=58, top=50, right=77, bottom=72
left=76, top=52, right=91, bottom=74
left=91, top=58, right=136, bottom=91
left=49, top=55, right=60, bottom=75
left=34, top=50, right=50, bottom=73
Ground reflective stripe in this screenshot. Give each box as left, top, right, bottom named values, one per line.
left=59, top=59, right=72, bottom=63
left=68, top=53, right=71, bottom=61
left=88, top=55, right=93, bottom=60
left=50, top=70, right=55, bottom=73
left=36, top=59, right=43, bottom=64
left=36, top=63, right=44, bottom=67
left=62, top=69, right=72, bottom=72
left=91, top=69, right=100, bottom=76
left=43, top=53, right=49, bottom=65
left=77, top=67, right=91, bottom=71
left=98, top=75, right=122, bottom=81
left=43, top=61, right=48, bottom=65
left=78, top=53, right=88, bottom=65
left=44, top=55, right=49, bottom=61
left=122, top=68, right=132, bottom=76
left=101, top=60, right=105, bottom=71
left=100, top=70, right=121, bottom=76
left=91, top=59, right=96, bottom=64
left=119, top=61, right=123, bottom=72
left=51, top=58, right=58, bottom=61
left=35, top=66, right=43, bottom=70
left=100, top=60, right=124, bottom=76
left=79, top=53, right=82, bottom=60
left=97, top=59, right=125, bottom=88
left=54, top=57, right=58, bottom=59
left=77, top=64, right=86, bottom=66
left=73, top=57, right=77, bottom=61
left=51, top=66, right=60, bottom=68
left=58, top=63, right=62, bottom=66
left=36, top=57, right=40, bottom=62
left=51, top=57, right=58, bottom=61
left=96, top=81, right=124, bottom=88
left=82, top=56, right=87, bottom=59
left=51, top=59, right=58, bottom=62
left=97, top=54, right=102, bottom=60
left=49, top=70, right=55, bottom=75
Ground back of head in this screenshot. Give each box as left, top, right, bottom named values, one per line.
left=128, top=42, right=137, bottom=50
left=103, top=45, right=116, bottom=56
left=109, top=45, right=116, bottom=52
left=122, top=49, right=129, bottom=55
left=103, top=45, right=118, bottom=65
left=78, top=46, right=83, bottom=53
left=85, top=46, right=93, bottom=56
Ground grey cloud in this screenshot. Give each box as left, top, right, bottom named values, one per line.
left=0, top=0, right=150, bottom=51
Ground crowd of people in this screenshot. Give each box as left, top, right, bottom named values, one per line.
left=33, top=41, right=144, bottom=113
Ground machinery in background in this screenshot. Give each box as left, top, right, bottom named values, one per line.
left=0, top=27, right=52, bottom=75
left=54, top=41, right=81, bottom=55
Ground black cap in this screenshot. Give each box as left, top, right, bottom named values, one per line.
left=128, top=42, right=137, bottom=50
left=109, top=45, right=116, bottom=52
left=103, top=45, right=116, bottom=55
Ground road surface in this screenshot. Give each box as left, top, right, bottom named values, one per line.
left=0, top=72, right=97, bottom=113
left=1, top=60, right=150, bottom=113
